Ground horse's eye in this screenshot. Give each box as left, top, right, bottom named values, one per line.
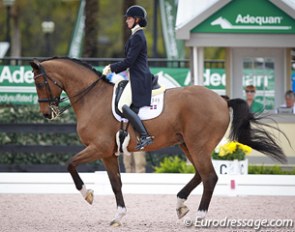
left=35, top=82, right=45, bottom=89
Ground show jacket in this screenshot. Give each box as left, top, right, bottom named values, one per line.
left=110, top=28, right=152, bottom=108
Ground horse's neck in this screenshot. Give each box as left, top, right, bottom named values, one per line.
left=68, top=78, right=113, bottom=121
left=62, top=69, right=96, bottom=98
left=46, top=61, right=113, bottom=122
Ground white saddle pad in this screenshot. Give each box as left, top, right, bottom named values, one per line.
left=111, top=87, right=165, bottom=122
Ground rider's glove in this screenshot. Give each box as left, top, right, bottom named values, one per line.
left=103, top=65, right=111, bottom=76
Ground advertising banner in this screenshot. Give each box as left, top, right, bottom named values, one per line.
left=0, top=65, right=227, bottom=105
left=192, top=0, right=295, bottom=34
left=0, top=66, right=38, bottom=105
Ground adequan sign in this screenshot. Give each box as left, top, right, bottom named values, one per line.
left=191, top=0, right=295, bottom=34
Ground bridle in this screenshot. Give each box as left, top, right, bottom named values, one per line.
left=33, top=64, right=102, bottom=119
left=34, top=67, right=63, bottom=105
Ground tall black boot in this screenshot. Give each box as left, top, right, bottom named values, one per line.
left=122, top=105, right=153, bottom=150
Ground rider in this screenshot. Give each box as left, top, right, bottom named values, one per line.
left=103, top=5, right=153, bottom=150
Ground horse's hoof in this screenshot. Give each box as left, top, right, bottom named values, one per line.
left=110, top=220, right=122, bottom=227
left=85, top=189, right=94, bottom=205
left=177, top=205, right=190, bottom=219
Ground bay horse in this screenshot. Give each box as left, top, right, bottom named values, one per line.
left=30, top=57, right=286, bottom=226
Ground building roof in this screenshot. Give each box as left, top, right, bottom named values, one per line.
left=176, top=0, right=295, bottom=40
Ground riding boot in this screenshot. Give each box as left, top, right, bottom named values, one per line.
left=122, top=105, right=153, bottom=150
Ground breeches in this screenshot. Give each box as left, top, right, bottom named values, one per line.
left=118, top=82, right=132, bottom=113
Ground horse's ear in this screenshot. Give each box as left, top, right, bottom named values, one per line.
left=30, top=59, right=41, bottom=71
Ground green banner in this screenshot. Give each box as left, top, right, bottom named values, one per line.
left=203, top=68, right=226, bottom=95
left=0, top=66, right=38, bottom=105
left=68, top=0, right=85, bottom=58
left=192, top=0, right=295, bottom=34
left=0, top=65, right=228, bottom=105
left=159, top=0, right=185, bottom=59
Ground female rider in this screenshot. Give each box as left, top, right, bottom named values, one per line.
left=103, top=5, right=153, bottom=150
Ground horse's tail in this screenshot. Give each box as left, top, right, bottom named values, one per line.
left=227, top=98, right=287, bottom=163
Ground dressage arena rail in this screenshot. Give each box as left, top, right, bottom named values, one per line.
left=0, top=123, right=82, bottom=154
left=0, top=123, right=182, bottom=153
left=0, top=172, right=295, bottom=196
left=0, top=123, right=183, bottom=172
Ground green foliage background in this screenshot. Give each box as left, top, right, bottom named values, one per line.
left=0, top=105, right=80, bottom=165
left=155, top=156, right=295, bottom=175
left=0, top=0, right=224, bottom=59
left=0, top=0, right=166, bottom=58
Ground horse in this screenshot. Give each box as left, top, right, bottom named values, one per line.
left=30, top=57, right=286, bottom=226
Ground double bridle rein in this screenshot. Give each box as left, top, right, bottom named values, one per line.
left=33, top=64, right=101, bottom=119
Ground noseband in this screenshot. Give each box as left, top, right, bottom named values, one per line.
left=33, top=68, right=63, bottom=106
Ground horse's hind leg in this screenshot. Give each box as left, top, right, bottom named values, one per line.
left=179, top=140, right=218, bottom=221
left=191, top=149, right=218, bottom=220
left=103, top=155, right=126, bottom=227
left=176, top=144, right=202, bottom=219
left=67, top=146, right=99, bottom=204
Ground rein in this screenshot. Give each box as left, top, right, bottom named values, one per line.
left=34, top=64, right=102, bottom=118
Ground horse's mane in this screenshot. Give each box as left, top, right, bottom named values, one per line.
left=42, top=56, right=114, bottom=85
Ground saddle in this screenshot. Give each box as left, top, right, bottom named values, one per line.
left=112, top=75, right=165, bottom=121
left=112, top=75, right=165, bottom=156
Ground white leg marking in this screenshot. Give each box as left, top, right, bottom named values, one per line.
left=114, top=206, right=127, bottom=222
left=196, top=210, right=207, bottom=220
left=176, top=197, right=186, bottom=209
left=176, top=197, right=190, bottom=219
left=79, top=185, right=87, bottom=198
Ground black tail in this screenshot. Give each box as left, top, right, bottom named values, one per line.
left=228, top=98, right=287, bottom=163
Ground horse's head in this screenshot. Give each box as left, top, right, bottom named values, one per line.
left=30, top=59, right=63, bottom=120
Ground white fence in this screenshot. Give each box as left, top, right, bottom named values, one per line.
left=0, top=172, right=295, bottom=196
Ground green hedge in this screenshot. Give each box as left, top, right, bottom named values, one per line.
left=0, top=105, right=80, bottom=165
left=248, top=165, right=295, bottom=175
left=154, top=156, right=295, bottom=175
left=154, top=156, right=194, bottom=173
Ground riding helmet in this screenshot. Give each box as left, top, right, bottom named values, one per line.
left=125, top=5, right=147, bottom=27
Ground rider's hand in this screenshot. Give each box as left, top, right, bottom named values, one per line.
left=103, top=65, right=111, bottom=76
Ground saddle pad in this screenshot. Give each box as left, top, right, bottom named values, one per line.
left=111, top=87, right=164, bottom=122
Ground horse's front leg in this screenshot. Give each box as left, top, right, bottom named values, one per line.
left=103, top=155, right=127, bottom=227
left=67, top=145, right=99, bottom=204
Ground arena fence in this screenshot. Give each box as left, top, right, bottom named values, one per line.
left=0, top=172, right=294, bottom=196
left=0, top=123, right=184, bottom=172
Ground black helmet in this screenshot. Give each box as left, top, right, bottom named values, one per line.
left=125, top=5, right=147, bottom=27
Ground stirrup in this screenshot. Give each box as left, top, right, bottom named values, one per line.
left=135, top=136, right=153, bottom=150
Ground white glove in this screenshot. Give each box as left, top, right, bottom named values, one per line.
left=103, top=65, right=111, bottom=76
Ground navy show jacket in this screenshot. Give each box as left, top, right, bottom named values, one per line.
left=110, top=29, right=152, bottom=108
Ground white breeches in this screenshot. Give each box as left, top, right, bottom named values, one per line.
left=118, top=82, right=132, bottom=113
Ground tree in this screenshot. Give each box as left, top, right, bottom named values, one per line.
left=122, top=0, right=136, bottom=47
left=83, top=0, right=99, bottom=57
